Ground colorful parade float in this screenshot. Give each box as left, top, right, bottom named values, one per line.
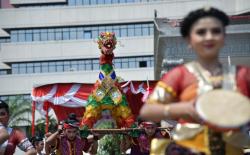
left=31, top=32, right=157, bottom=137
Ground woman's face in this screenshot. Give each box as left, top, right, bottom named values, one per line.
left=36, top=141, right=44, bottom=152
left=188, top=17, right=225, bottom=60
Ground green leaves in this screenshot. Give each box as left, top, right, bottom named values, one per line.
left=7, top=95, right=32, bottom=127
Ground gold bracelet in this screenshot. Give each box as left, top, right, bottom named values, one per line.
left=163, top=105, right=170, bottom=118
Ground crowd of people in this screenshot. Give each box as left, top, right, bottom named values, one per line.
left=0, top=6, right=250, bottom=155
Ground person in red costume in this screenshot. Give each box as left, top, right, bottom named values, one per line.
left=0, top=100, right=36, bottom=155
left=140, top=7, right=250, bottom=155
left=121, top=121, right=169, bottom=155
left=46, top=113, right=99, bottom=155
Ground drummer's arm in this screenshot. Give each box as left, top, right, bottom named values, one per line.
left=140, top=68, right=198, bottom=122
left=140, top=93, right=197, bottom=122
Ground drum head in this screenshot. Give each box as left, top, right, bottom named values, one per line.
left=196, top=90, right=250, bottom=129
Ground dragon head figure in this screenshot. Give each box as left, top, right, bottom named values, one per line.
left=97, top=32, right=117, bottom=55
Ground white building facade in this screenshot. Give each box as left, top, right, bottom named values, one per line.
left=0, top=0, right=249, bottom=107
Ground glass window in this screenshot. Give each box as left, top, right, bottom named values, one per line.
left=18, top=30, right=25, bottom=42
left=76, top=0, right=83, bottom=5
left=78, top=60, right=85, bottom=70
left=92, top=28, right=99, bottom=39
left=34, top=63, right=41, bottom=73
left=105, top=0, right=112, bottom=4
left=11, top=31, right=18, bottom=42
left=83, top=0, right=90, bottom=5
left=139, top=61, right=147, bottom=67
left=120, top=25, right=127, bottom=37
left=142, top=24, right=149, bottom=36
left=77, top=27, right=84, bottom=39
left=0, top=70, right=7, bottom=75
left=93, top=60, right=99, bottom=70
left=112, top=0, right=119, bottom=3
left=98, top=26, right=105, bottom=34
left=90, top=0, right=97, bottom=5
left=68, top=0, right=76, bottom=5
left=127, top=0, right=134, bottom=2
left=128, top=58, right=136, bottom=68
left=121, top=58, right=128, bottom=68
left=105, top=26, right=112, bottom=32
left=25, top=30, right=33, bottom=41
left=55, top=29, right=62, bottom=40
left=119, top=0, right=126, bottom=3
left=85, top=60, right=92, bottom=70
left=128, top=25, right=135, bottom=37
left=33, top=30, right=40, bottom=41
left=149, top=24, right=154, bottom=35
left=27, top=63, right=34, bottom=73
left=41, top=62, right=49, bottom=73
left=19, top=63, right=27, bottom=74
left=64, top=61, right=70, bottom=71
left=84, top=31, right=92, bottom=39
left=97, top=0, right=104, bottom=4
left=0, top=96, right=8, bottom=102
left=135, top=24, right=142, bottom=36
left=63, top=28, right=70, bottom=40
left=41, top=29, right=48, bottom=41
left=114, top=59, right=121, bottom=68
left=48, top=29, right=55, bottom=41
left=56, top=61, right=63, bottom=72
left=70, top=28, right=77, bottom=40
left=70, top=61, right=78, bottom=71
left=112, top=26, right=120, bottom=37
left=12, top=64, right=19, bottom=74
left=48, top=62, right=56, bottom=72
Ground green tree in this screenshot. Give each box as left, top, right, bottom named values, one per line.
left=35, top=115, right=58, bottom=137
left=7, top=95, right=32, bottom=127
left=96, top=120, right=123, bottom=155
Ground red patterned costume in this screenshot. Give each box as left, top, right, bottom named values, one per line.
left=0, top=127, right=34, bottom=155
left=148, top=62, right=250, bottom=155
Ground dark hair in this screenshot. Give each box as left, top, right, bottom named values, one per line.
left=180, top=7, right=230, bottom=38
left=64, top=113, right=79, bottom=128
left=30, top=136, right=43, bottom=147
left=68, top=113, right=78, bottom=122
left=0, top=100, right=9, bottom=114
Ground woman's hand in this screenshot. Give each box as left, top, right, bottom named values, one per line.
left=169, top=100, right=201, bottom=122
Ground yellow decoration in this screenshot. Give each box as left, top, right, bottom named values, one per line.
left=176, top=128, right=210, bottom=155
left=150, top=138, right=172, bottom=155
left=157, top=81, right=177, bottom=97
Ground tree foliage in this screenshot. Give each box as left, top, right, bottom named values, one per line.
left=7, top=95, right=32, bottom=127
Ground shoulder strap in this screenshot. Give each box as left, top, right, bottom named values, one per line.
left=185, top=62, right=213, bottom=95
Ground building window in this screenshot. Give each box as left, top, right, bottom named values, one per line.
left=41, top=29, right=48, bottom=41
left=55, top=29, right=63, bottom=41
left=84, top=31, right=92, bottom=39
left=17, top=0, right=163, bottom=8
left=0, top=94, right=31, bottom=105
left=70, top=28, right=77, bottom=40
left=8, top=23, right=153, bottom=43
left=3, top=55, right=153, bottom=75
left=0, top=70, right=7, bottom=75
left=139, top=61, right=147, bottom=68
left=48, top=29, right=55, bottom=41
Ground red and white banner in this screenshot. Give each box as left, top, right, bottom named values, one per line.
left=31, top=81, right=156, bottom=121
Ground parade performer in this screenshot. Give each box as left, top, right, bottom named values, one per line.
left=30, top=136, right=45, bottom=155
left=80, top=32, right=135, bottom=132
left=46, top=114, right=98, bottom=155
left=140, top=7, right=250, bottom=155
left=0, top=100, right=36, bottom=155
left=121, top=121, right=169, bottom=155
